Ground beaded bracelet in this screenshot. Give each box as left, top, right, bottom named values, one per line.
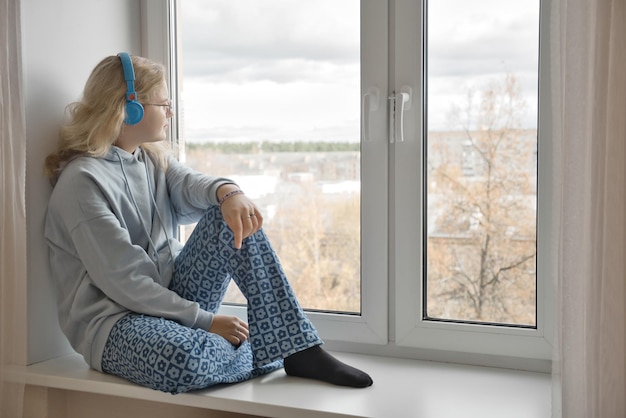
left=218, top=189, right=244, bottom=206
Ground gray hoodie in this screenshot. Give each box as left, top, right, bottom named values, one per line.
left=44, top=146, right=234, bottom=370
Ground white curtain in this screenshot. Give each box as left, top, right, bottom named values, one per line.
left=0, top=0, right=27, bottom=416
left=551, top=0, right=626, bottom=416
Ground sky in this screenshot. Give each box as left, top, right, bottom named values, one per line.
left=179, top=0, right=540, bottom=143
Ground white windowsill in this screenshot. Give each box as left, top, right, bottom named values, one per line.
left=5, top=352, right=551, bottom=418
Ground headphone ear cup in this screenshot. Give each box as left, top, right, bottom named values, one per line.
left=124, top=100, right=144, bottom=125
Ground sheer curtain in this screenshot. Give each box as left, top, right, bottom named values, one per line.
left=551, top=0, right=626, bottom=416
left=0, top=0, right=27, bottom=416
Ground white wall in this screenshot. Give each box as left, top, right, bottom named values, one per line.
left=20, top=0, right=142, bottom=364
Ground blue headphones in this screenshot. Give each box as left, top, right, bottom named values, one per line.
left=118, top=52, right=144, bottom=125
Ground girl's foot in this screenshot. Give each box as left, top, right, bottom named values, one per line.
left=284, top=345, right=373, bottom=388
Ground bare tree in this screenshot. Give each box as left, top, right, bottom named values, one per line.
left=427, top=74, right=537, bottom=325
left=266, top=184, right=361, bottom=313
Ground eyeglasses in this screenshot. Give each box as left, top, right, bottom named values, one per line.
left=143, top=101, right=174, bottom=113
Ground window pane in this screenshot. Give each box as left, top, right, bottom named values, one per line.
left=179, top=0, right=361, bottom=313
left=425, top=0, right=540, bottom=326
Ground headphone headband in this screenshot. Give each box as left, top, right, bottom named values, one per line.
left=118, top=52, right=144, bottom=125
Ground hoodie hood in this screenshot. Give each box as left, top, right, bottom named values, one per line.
left=104, top=145, right=139, bottom=162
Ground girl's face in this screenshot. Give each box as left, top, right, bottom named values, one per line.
left=140, top=82, right=173, bottom=143
left=115, top=81, right=173, bottom=153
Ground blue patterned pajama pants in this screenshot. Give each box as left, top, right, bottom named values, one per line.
left=101, top=206, right=323, bottom=393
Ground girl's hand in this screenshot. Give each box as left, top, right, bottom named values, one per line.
left=218, top=186, right=263, bottom=249
left=209, top=315, right=250, bottom=346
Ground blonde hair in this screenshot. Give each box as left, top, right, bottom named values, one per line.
left=45, top=54, right=170, bottom=183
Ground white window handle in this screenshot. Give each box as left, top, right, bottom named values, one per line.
left=362, top=87, right=379, bottom=142
left=393, top=86, right=412, bottom=143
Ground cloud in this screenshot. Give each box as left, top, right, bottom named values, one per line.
left=180, top=0, right=359, bottom=83
left=424, top=0, right=541, bottom=130
left=428, top=0, right=540, bottom=77
left=178, top=0, right=541, bottom=139
left=180, top=78, right=360, bottom=143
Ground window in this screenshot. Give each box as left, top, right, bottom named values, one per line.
left=170, top=0, right=388, bottom=345
left=425, top=0, right=539, bottom=327
left=146, top=0, right=552, bottom=365
left=394, top=0, right=552, bottom=359
left=178, top=0, right=362, bottom=314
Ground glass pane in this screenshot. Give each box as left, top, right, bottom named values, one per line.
left=425, top=0, right=540, bottom=326
left=179, top=0, right=361, bottom=313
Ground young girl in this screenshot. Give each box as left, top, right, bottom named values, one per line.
left=44, top=53, right=372, bottom=393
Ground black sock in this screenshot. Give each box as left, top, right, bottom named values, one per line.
left=284, top=345, right=373, bottom=388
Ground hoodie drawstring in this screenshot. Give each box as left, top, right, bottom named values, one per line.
left=115, top=149, right=174, bottom=272
left=141, top=149, right=176, bottom=266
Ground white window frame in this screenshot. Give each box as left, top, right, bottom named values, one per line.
left=142, top=0, right=554, bottom=368
left=392, top=0, right=553, bottom=362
